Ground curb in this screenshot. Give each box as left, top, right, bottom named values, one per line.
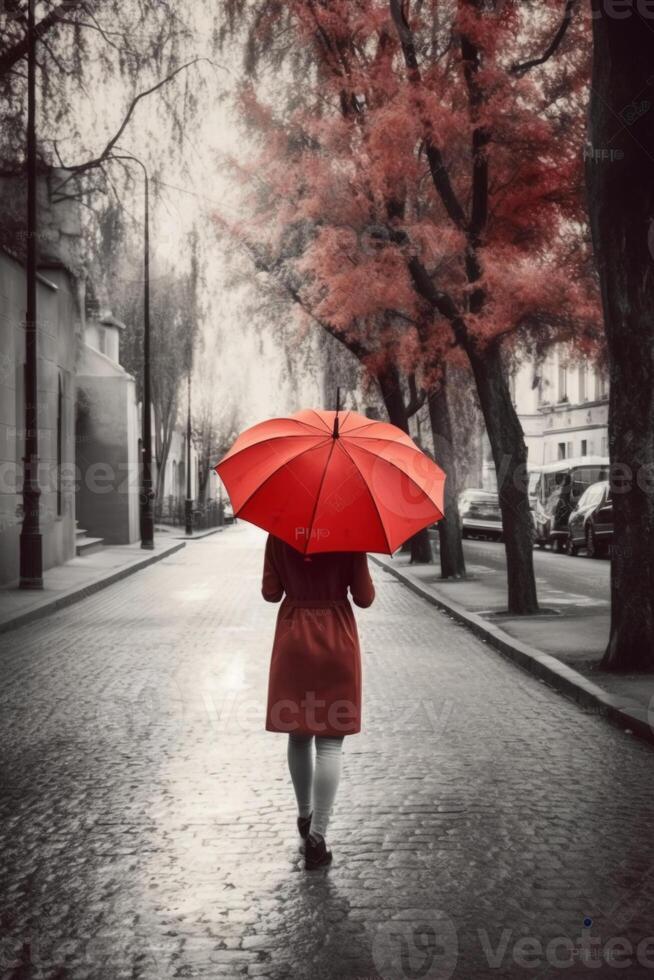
left=370, top=554, right=654, bottom=748
left=0, top=541, right=186, bottom=636
left=155, top=526, right=231, bottom=541
left=170, top=526, right=225, bottom=540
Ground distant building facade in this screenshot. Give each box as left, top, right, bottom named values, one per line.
left=0, top=249, right=80, bottom=586
left=75, top=308, right=140, bottom=545
left=511, top=345, right=609, bottom=467
left=157, top=425, right=200, bottom=525
left=403, top=345, right=608, bottom=497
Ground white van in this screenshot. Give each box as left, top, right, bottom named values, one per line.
left=533, top=456, right=610, bottom=551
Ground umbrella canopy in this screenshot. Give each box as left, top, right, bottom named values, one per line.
left=214, top=408, right=446, bottom=554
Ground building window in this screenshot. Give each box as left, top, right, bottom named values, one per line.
left=601, top=435, right=609, bottom=456
left=558, top=364, right=568, bottom=402
left=557, top=442, right=566, bottom=460
left=581, top=439, right=588, bottom=456
left=595, top=371, right=608, bottom=400
left=56, top=374, right=63, bottom=516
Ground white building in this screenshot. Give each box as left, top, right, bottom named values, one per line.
left=75, top=309, right=140, bottom=546
left=157, top=425, right=200, bottom=525
left=0, top=249, right=80, bottom=585
left=511, top=345, right=609, bottom=467
left=394, top=344, right=608, bottom=494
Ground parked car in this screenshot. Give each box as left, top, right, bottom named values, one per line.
left=459, top=489, right=503, bottom=540
left=533, top=456, right=609, bottom=552
left=567, top=480, right=612, bottom=557
left=528, top=466, right=542, bottom=529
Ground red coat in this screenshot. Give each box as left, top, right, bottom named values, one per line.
left=261, top=533, right=375, bottom=736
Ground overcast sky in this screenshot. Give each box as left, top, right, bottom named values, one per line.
left=63, top=5, right=325, bottom=432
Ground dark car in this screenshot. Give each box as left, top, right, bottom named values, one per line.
left=459, top=489, right=502, bottom=540
left=566, top=480, right=612, bottom=558
left=534, top=457, right=610, bottom=551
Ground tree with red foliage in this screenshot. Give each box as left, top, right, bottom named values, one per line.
left=227, top=215, right=439, bottom=564
left=223, top=0, right=600, bottom=610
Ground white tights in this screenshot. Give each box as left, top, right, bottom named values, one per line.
left=287, top=732, right=345, bottom=838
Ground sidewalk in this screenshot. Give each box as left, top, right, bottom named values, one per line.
left=0, top=537, right=186, bottom=635
left=370, top=549, right=654, bottom=746
left=155, top=523, right=226, bottom=540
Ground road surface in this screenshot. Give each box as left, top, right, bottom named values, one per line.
left=1, top=524, right=652, bottom=980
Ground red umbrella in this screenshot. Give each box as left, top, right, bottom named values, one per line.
left=214, top=407, right=445, bottom=554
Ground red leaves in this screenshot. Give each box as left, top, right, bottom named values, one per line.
left=221, top=0, right=598, bottom=379
left=301, top=228, right=418, bottom=329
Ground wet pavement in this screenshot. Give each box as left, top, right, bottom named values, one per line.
left=1, top=523, right=654, bottom=980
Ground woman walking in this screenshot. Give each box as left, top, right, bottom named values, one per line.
left=261, top=531, right=375, bottom=870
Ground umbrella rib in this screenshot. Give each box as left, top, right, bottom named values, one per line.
left=336, top=440, right=392, bottom=554
left=344, top=440, right=445, bottom=510
left=304, top=437, right=338, bottom=554
left=345, top=433, right=415, bottom=447
left=339, top=418, right=377, bottom=435
left=218, top=431, right=328, bottom=465
left=230, top=437, right=332, bottom=517
left=344, top=434, right=417, bottom=454
left=304, top=409, right=332, bottom=433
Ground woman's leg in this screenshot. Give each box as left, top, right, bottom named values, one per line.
left=287, top=731, right=314, bottom=817
left=310, top=736, right=345, bottom=840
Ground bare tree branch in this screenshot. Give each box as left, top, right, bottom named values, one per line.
left=39, top=32, right=75, bottom=76
left=56, top=15, right=140, bottom=57
left=511, top=0, right=578, bottom=76
left=49, top=57, right=229, bottom=198
left=0, top=0, right=87, bottom=76
left=60, top=58, right=206, bottom=176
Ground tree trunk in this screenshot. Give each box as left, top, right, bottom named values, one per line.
left=465, top=338, right=539, bottom=614
left=426, top=370, right=466, bottom=579
left=376, top=363, right=433, bottom=563
left=198, top=454, right=210, bottom=506
left=587, top=2, right=654, bottom=671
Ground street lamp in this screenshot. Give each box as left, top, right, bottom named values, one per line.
left=185, top=372, right=193, bottom=536
left=111, top=153, right=154, bottom=550
left=19, top=0, right=43, bottom=589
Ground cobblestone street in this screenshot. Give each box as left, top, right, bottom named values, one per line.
left=1, top=523, right=654, bottom=980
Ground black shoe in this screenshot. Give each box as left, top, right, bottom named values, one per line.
left=305, top=833, right=332, bottom=870
left=297, top=812, right=313, bottom=840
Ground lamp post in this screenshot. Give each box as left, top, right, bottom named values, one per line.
left=112, top=153, right=154, bottom=549
left=19, top=0, right=43, bottom=589
left=185, top=372, right=193, bottom=537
